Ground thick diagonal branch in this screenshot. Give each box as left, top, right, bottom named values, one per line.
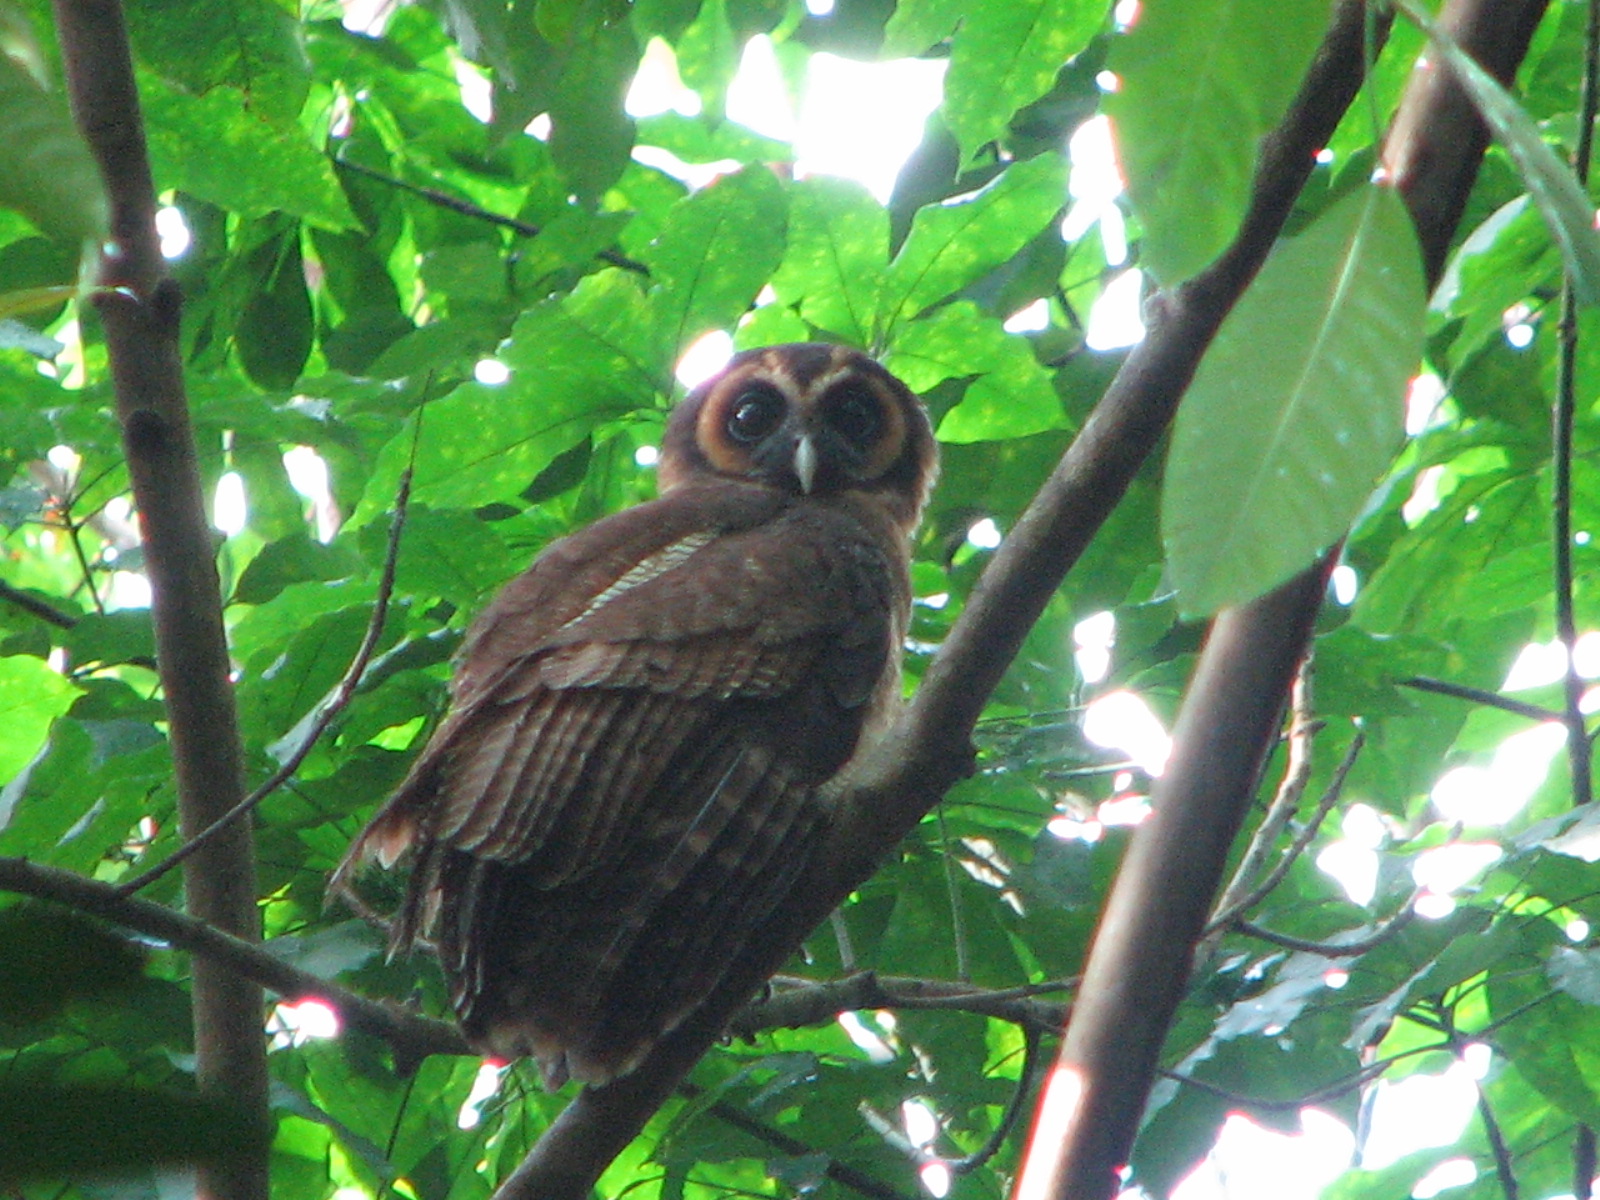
left=1014, top=3, right=1551, bottom=1198
left=492, top=4, right=1386, bottom=1196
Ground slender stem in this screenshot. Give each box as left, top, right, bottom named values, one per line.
left=1400, top=676, right=1563, bottom=724
left=118, top=457, right=414, bottom=896
left=333, top=157, right=650, bottom=276
left=680, top=1084, right=915, bottom=1200
left=1552, top=0, right=1600, bottom=811
left=0, top=578, right=78, bottom=628
left=1575, top=1125, right=1596, bottom=1200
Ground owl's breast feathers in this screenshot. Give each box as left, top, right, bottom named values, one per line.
left=332, top=480, right=911, bottom=1086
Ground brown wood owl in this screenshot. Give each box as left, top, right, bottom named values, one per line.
left=332, top=343, right=937, bottom=1088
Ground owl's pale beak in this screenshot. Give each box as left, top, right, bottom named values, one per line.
left=793, top=434, right=818, bottom=494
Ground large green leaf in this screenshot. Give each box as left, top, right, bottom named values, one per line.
left=141, top=75, right=357, bottom=231
left=1161, top=184, right=1425, bottom=617
left=126, top=0, right=310, bottom=122
left=643, top=165, right=789, bottom=357
left=879, top=151, right=1067, bottom=333
left=0, top=653, right=77, bottom=786
left=944, top=0, right=1105, bottom=167
left=884, top=301, right=1066, bottom=441
left=1107, top=0, right=1333, bottom=283
left=354, top=270, right=660, bottom=519
left=0, top=51, right=106, bottom=244
left=770, top=177, right=887, bottom=345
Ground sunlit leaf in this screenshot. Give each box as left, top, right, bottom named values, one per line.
left=1108, top=0, right=1334, bottom=284
left=944, top=0, right=1105, bottom=167
left=880, top=152, right=1067, bottom=332
left=0, top=52, right=106, bottom=244
left=1162, top=184, right=1425, bottom=617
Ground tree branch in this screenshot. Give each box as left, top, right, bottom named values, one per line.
left=333, top=157, right=651, bottom=276
left=1014, top=3, right=1551, bottom=1196
left=1401, top=676, right=1564, bottom=724
left=729, top=972, right=1069, bottom=1039
left=50, top=3, right=271, bottom=1197
left=492, top=3, right=1391, bottom=1195
left=0, top=856, right=469, bottom=1067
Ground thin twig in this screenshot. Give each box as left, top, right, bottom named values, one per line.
left=1210, top=663, right=1318, bottom=924
left=117, top=454, right=416, bottom=897
left=946, top=1026, right=1041, bottom=1175
left=730, top=971, right=1069, bottom=1038
left=678, top=1083, right=914, bottom=1200
left=334, top=157, right=651, bottom=276
left=1552, top=0, right=1600, bottom=813
left=0, top=578, right=78, bottom=629
left=1574, top=1125, right=1596, bottom=1200
left=1400, top=676, right=1563, bottom=724
left=60, top=502, right=104, bottom=616
left=1478, top=1082, right=1521, bottom=1200
left=1232, top=895, right=1417, bottom=958
left=1204, top=727, right=1365, bottom=937
left=936, top=804, right=971, bottom=983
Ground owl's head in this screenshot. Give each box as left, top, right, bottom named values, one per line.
left=659, top=344, right=937, bottom=532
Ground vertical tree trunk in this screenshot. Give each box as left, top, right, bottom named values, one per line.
left=50, top=3, right=270, bottom=1197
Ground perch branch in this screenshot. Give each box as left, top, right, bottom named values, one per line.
left=492, top=4, right=1391, bottom=1196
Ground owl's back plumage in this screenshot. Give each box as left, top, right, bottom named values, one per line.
left=332, top=344, right=936, bottom=1087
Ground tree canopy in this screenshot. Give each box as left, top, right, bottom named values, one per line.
left=3, top=2, right=1600, bottom=1199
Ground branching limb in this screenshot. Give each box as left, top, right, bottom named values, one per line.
left=1210, top=663, right=1319, bottom=923
left=678, top=1083, right=915, bottom=1200
left=0, top=578, right=78, bottom=629
left=1232, top=893, right=1417, bottom=958
left=1018, top=3, right=1550, bottom=1192
left=1549, top=0, right=1600, bottom=813
left=729, top=972, right=1069, bottom=1038
left=0, top=856, right=468, bottom=1069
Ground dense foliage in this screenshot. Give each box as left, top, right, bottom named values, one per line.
left=3, top=1, right=1600, bottom=1198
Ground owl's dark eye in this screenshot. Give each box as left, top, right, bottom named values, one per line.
left=825, top=388, right=882, bottom=446
left=725, top=389, right=785, bottom=444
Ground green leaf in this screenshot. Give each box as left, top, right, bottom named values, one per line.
left=355, top=270, right=660, bottom=519
left=770, top=177, right=887, bottom=344
left=880, top=152, right=1067, bottom=332
left=0, top=653, right=77, bottom=785
left=236, top=228, right=314, bottom=391
left=0, top=903, right=145, bottom=1026
left=141, top=75, right=358, bottom=231
left=881, top=0, right=963, bottom=56
left=1162, top=184, right=1425, bottom=617
left=1398, top=0, right=1600, bottom=305
left=884, top=302, right=1066, bottom=441
left=644, top=165, right=789, bottom=356
left=0, top=52, right=107, bottom=244
left=126, top=0, right=310, bottom=123
left=1107, top=0, right=1334, bottom=283
left=944, top=0, right=1105, bottom=167
left=0, top=1081, right=269, bottom=1184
